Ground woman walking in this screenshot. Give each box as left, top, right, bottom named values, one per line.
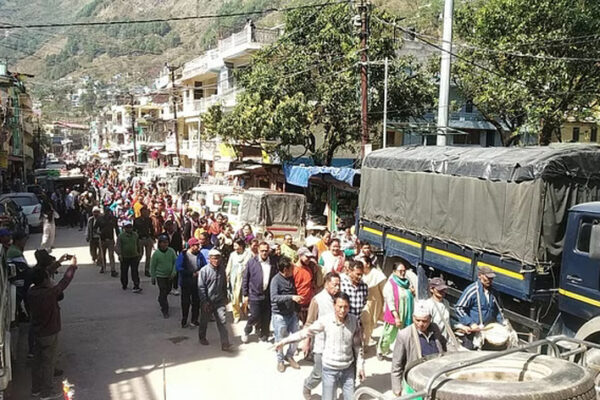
left=40, top=195, right=57, bottom=251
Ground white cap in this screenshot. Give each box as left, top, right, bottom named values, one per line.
left=92, top=206, right=102, bottom=213
left=208, top=249, right=221, bottom=257
left=413, top=300, right=431, bottom=318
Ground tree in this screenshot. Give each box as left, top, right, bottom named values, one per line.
left=204, top=3, right=435, bottom=165
left=454, top=0, right=600, bottom=145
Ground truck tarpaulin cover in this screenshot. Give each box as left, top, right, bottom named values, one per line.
left=241, top=192, right=306, bottom=226
left=360, top=145, right=600, bottom=265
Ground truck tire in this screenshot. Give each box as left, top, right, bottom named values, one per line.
left=405, top=351, right=595, bottom=400
left=575, top=317, right=600, bottom=343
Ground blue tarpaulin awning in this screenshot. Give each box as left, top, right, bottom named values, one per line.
left=284, top=165, right=360, bottom=188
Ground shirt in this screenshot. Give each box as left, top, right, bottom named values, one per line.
left=260, top=259, right=271, bottom=291
left=28, top=271, right=75, bottom=337
left=418, top=329, right=439, bottom=357
left=117, top=231, right=140, bottom=258
left=341, top=274, right=368, bottom=317
left=293, top=265, right=313, bottom=306
left=133, top=216, right=154, bottom=239
left=150, top=248, right=177, bottom=279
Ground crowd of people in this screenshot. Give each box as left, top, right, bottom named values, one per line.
left=3, top=161, right=510, bottom=400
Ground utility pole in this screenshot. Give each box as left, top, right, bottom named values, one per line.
left=359, top=0, right=369, bottom=159
left=165, top=63, right=181, bottom=166
left=436, top=0, right=454, bottom=146
left=128, top=93, right=137, bottom=163
left=383, top=57, right=389, bottom=148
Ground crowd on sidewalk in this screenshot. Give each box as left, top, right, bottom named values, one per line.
left=2, top=161, right=509, bottom=400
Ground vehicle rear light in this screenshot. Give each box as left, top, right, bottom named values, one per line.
left=32, top=205, right=40, bottom=214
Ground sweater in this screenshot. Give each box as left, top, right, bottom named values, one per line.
left=270, top=273, right=297, bottom=315
left=175, top=249, right=205, bottom=285
left=198, top=264, right=228, bottom=306
left=150, top=247, right=177, bottom=278
left=117, top=231, right=140, bottom=259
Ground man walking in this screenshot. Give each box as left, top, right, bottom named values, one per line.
left=340, top=260, right=368, bottom=317
left=302, top=271, right=341, bottom=399
left=86, top=206, right=103, bottom=271
left=241, top=241, right=277, bottom=343
left=176, top=238, right=205, bottom=328
left=28, top=256, right=78, bottom=399
left=275, top=292, right=365, bottom=400
left=197, top=249, right=232, bottom=351
left=150, top=235, right=177, bottom=318
left=99, top=207, right=119, bottom=277
left=270, top=257, right=302, bottom=372
left=134, top=207, right=155, bottom=278
left=116, top=220, right=142, bottom=293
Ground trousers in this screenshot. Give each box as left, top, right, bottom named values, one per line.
left=156, top=277, right=172, bottom=313
left=181, top=280, right=200, bottom=324
left=139, top=237, right=154, bottom=274
left=322, top=364, right=355, bottom=400
left=199, top=303, right=230, bottom=345
left=304, top=352, right=323, bottom=390
left=272, top=313, right=299, bottom=362
left=120, top=257, right=140, bottom=289
left=244, top=299, right=271, bottom=338
left=31, top=333, right=58, bottom=395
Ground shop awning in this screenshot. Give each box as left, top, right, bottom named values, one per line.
left=284, top=165, right=360, bottom=188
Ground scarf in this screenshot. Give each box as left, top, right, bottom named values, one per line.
left=391, top=274, right=414, bottom=326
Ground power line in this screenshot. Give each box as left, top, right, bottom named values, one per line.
left=0, top=0, right=353, bottom=30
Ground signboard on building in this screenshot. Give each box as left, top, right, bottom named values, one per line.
left=0, top=150, right=8, bottom=169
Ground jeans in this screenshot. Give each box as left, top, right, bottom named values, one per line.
left=139, top=237, right=154, bottom=274
left=100, top=238, right=116, bottom=272
left=244, top=299, right=271, bottom=338
left=120, top=257, right=140, bottom=289
left=272, top=313, right=299, bottom=362
left=181, top=279, right=200, bottom=324
left=304, top=352, right=323, bottom=390
left=199, top=303, right=230, bottom=345
left=89, top=238, right=101, bottom=266
left=322, top=365, right=355, bottom=400
left=31, top=333, right=58, bottom=395
left=156, top=277, right=172, bottom=313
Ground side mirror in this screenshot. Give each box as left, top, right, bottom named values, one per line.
left=589, top=224, right=600, bottom=260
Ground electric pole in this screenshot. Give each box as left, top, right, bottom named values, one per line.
left=359, top=0, right=370, bottom=159
left=128, top=93, right=137, bottom=163
left=383, top=57, right=389, bottom=148
left=165, top=63, right=181, bottom=166
left=436, top=0, right=454, bottom=146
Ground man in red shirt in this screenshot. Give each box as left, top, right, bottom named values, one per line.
left=293, top=247, right=316, bottom=324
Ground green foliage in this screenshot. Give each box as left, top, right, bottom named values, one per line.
left=454, top=0, right=600, bottom=145
left=77, top=0, right=106, bottom=18
left=204, top=3, right=435, bottom=165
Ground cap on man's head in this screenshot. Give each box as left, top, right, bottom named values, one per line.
left=123, top=220, right=133, bottom=227
left=92, top=206, right=102, bottom=213
left=413, top=300, right=431, bottom=318
left=187, top=238, right=200, bottom=247
left=478, top=266, right=497, bottom=279
left=0, top=228, right=11, bottom=237
left=158, top=234, right=170, bottom=242
left=429, top=277, right=449, bottom=291
left=34, top=249, right=56, bottom=267
left=297, top=247, right=314, bottom=258
left=208, top=249, right=221, bottom=257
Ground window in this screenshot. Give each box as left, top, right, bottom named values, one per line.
left=220, top=201, right=230, bottom=213
left=231, top=202, right=240, bottom=216
left=465, top=100, right=474, bottom=113
left=194, top=82, right=203, bottom=100
left=572, top=127, right=580, bottom=142
left=577, top=222, right=593, bottom=253
left=11, top=196, right=37, bottom=207
left=591, top=126, right=598, bottom=143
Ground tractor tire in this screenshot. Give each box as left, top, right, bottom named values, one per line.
left=405, top=351, right=595, bottom=400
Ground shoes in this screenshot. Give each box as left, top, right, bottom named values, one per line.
left=132, top=287, right=142, bottom=294
left=181, top=321, right=188, bottom=329
left=122, top=286, right=127, bottom=290
left=240, top=333, right=249, bottom=343
left=110, top=271, right=118, bottom=278
left=303, top=386, right=312, bottom=400
left=162, top=311, right=169, bottom=319
left=53, top=368, right=63, bottom=377
left=221, top=343, right=233, bottom=352
left=144, top=271, right=151, bottom=277
left=259, top=336, right=269, bottom=343
left=199, top=338, right=209, bottom=345
left=190, top=321, right=199, bottom=327
left=285, top=356, right=300, bottom=370
left=277, top=362, right=285, bottom=373
left=170, top=289, right=180, bottom=296
left=376, top=353, right=384, bottom=361
left=99, top=268, right=105, bottom=274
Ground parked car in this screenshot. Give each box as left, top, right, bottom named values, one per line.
left=0, top=193, right=42, bottom=231
left=0, top=197, right=29, bottom=234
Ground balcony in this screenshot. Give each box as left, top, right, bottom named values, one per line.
left=179, top=50, right=223, bottom=82
left=218, top=25, right=279, bottom=62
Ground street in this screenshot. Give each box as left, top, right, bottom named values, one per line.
left=9, top=226, right=393, bottom=400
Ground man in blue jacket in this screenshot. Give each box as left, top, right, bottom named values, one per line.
left=242, top=241, right=277, bottom=343
left=175, top=238, right=206, bottom=328
left=455, top=266, right=504, bottom=349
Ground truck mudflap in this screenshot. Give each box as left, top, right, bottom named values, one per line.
left=359, top=222, right=539, bottom=302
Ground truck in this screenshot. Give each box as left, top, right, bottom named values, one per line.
left=358, top=144, right=600, bottom=341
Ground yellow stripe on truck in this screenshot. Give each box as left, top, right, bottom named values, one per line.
left=388, top=234, right=420, bottom=248
left=476, top=261, right=524, bottom=281
left=363, top=227, right=383, bottom=236
left=559, top=288, right=600, bottom=308
left=426, top=246, right=471, bottom=264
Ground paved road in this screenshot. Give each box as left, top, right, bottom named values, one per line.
left=9, top=226, right=394, bottom=400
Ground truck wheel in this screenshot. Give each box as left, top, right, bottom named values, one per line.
left=405, top=351, right=595, bottom=400
left=575, top=316, right=600, bottom=343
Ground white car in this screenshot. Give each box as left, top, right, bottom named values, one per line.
left=0, top=193, right=42, bottom=230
